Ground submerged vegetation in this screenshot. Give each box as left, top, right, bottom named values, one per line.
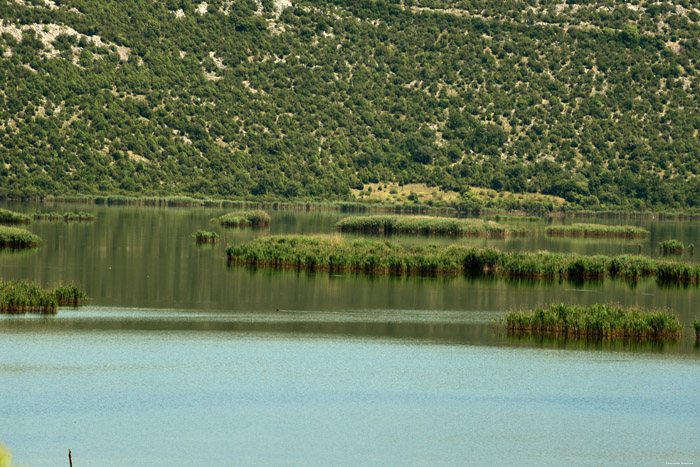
left=33, top=211, right=95, bottom=221
left=0, top=226, right=42, bottom=248
left=335, top=215, right=524, bottom=237
left=503, top=303, right=683, bottom=340
left=226, top=235, right=700, bottom=283
left=545, top=223, right=648, bottom=238
left=0, top=280, right=86, bottom=313
left=193, top=230, right=218, bottom=244
left=218, top=210, right=270, bottom=227
left=659, top=240, right=684, bottom=256
left=0, top=209, right=30, bottom=224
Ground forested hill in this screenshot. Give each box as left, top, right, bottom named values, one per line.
left=1, top=0, right=700, bottom=210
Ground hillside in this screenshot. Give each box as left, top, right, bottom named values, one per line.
left=1, top=0, right=700, bottom=210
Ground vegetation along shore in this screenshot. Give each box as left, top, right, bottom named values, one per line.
left=545, top=223, right=648, bottom=238
left=335, top=215, right=524, bottom=237
left=503, top=303, right=683, bottom=340
left=226, top=235, right=700, bottom=283
left=0, top=280, right=87, bottom=314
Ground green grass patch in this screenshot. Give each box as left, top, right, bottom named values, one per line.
left=503, top=303, right=683, bottom=340
left=193, top=230, right=218, bottom=243
left=336, top=215, right=525, bottom=237
left=0, top=226, right=42, bottom=248
left=226, top=235, right=700, bottom=283
left=545, top=223, right=648, bottom=238
left=0, top=208, right=31, bottom=224
left=659, top=239, right=684, bottom=255
left=218, top=210, right=270, bottom=227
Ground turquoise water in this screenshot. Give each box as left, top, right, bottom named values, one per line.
left=2, top=310, right=699, bottom=466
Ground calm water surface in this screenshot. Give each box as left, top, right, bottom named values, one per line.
left=1, top=202, right=699, bottom=465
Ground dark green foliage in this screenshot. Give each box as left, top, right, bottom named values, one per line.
left=218, top=210, right=270, bottom=227
left=693, top=319, right=700, bottom=340
left=546, top=223, right=648, bottom=238
left=0, top=280, right=58, bottom=313
left=0, top=226, right=42, bottom=248
left=659, top=239, right=684, bottom=255
left=335, top=215, right=524, bottom=237
left=193, top=230, right=218, bottom=243
left=226, top=235, right=700, bottom=283
left=0, top=209, right=31, bottom=224
left=504, top=303, right=683, bottom=340
left=1, top=0, right=700, bottom=210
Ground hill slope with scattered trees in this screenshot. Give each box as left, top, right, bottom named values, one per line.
left=1, top=0, right=700, bottom=210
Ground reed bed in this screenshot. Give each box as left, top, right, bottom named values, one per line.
left=218, top=210, right=270, bottom=227
left=0, top=208, right=31, bottom=224
left=494, top=215, right=540, bottom=222
left=63, top=211, right=95, bottom=221
left=545, top=223, right=648, bottom=238
left=0, top=280, right=58, bottom=313
left=52, top=284, right=88, bottom=306
left=335, top=215, right=524, bottom=237
left=504, top=303, right=683, bottom=340
left=193, top=230, right=218, bottom=243
left=32, top=211, right=63, bottom=220
left=37, top=194, right=454, bottom=214
left=0, top=226, right=42, bottom=248
left=659, top=239, right=684, bottom=255
left=33, top=211, right=95, bottom=221
left=226, top=235, right=700, bottom=283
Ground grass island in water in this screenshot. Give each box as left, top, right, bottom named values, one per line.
left=0, top=280, right=87, bottom=313
left=335, top=215, right=525, bottom=237
left=33, top=211, right=95, bottom=222
left=0, top=209, right=31, bottom=224
left=0, top=226, right=42, bottom=248
left=494, top=215, right=541, bottom=222
left=226, top=235, right=700, bottom=284
left=193, top=230, right=219, bottom=244
left=659, top=240, right=684, bottom=256
left=545, top=223, right=648, bottom=238
left=217, top=210, right=270, bottom=227
left=503, top=303, right=683, bottom=340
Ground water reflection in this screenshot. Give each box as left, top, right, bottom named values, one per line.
left=1, top=201, right=700, bottom=327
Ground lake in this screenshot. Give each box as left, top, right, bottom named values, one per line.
left=1, top=202, right=699, bottom=466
